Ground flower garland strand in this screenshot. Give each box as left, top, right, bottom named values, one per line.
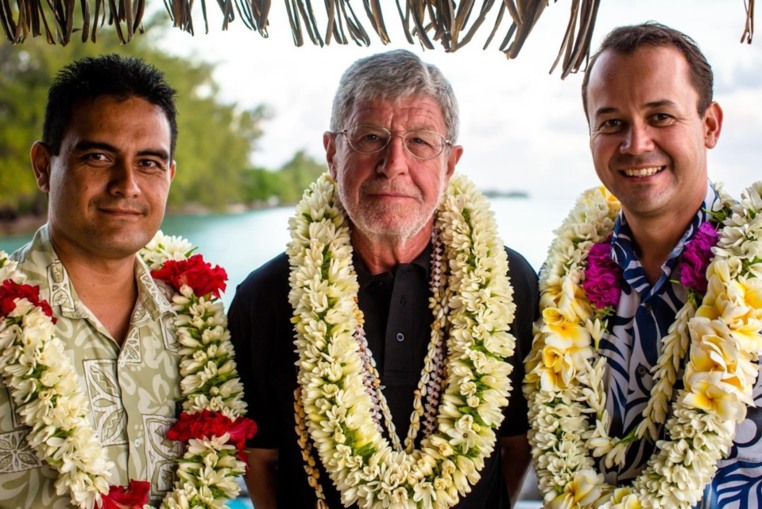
left=580, top=209, right=725, bottom=464
left=352, top=226, right=448, bottom=455
left=288, top=172, right=517, bottom=508
left=0, top=232, right=256, bottom=509
left=524, top=182, right=762, bottom=509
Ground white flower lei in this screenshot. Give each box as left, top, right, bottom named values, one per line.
left=524, top=182, right=762, bottom=509
left=287, top=172, right=517, bottom=508
left=0, top=232, right=249, bottom=509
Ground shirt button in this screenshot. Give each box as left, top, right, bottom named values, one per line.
left=637, top=365, right=649, bottom=376
left=134, top=438, right=143, bottom=448
left=642, top=302, right=652, bottom=311
left=396, top=332, right=405, bottom=342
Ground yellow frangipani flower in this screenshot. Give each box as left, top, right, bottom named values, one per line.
left=538, top=349, right=575, bottom=391
left=547, top=469, right=603, bottom=509
left=608, top=488, right=642, bottom=509
left=683, top=374, right=748, bottom=422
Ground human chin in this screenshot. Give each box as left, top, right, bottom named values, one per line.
left=358, top=203, right=431, bottom=239
left=91, top=219, right=158, bottom=255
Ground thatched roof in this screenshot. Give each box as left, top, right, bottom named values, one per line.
left=0, top=1, right=755, bottom=76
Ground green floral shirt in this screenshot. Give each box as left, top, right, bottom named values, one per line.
left=0, top=226, right=182, bottom=509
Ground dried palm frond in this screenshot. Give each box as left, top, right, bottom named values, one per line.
left=493, top=0, right=548, bottom=59
left=0, top=0, right=756, bottom=79
left=742, top=0, right=754, bottom=43
left=550, top=0, right=601, bottom=78
left=0, top=0, right=150, bottom=44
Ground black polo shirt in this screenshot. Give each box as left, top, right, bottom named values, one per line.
left=229, top=245, right=538, bottom=508
left=355, top=244, right=433, bottom=441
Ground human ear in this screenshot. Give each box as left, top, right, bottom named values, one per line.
left=703, top=102, right=723, bottom=149
left=445, top=145, right=463, bottom=179
left=323, top=131, right=338, bottom=177
left=30, top=141, right=53, bottom=192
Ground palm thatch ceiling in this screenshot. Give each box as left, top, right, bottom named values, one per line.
left=0, top=0, right=756, bottom=77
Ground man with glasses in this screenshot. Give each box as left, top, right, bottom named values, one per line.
left=229, top=49, right=539, bottom=508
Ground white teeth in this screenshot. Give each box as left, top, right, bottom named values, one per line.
left=623, top=167, right=662, bottom=177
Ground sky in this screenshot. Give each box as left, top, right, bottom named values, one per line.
left=160, top=0, right=762, bottom=200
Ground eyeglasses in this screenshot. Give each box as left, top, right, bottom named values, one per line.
left=334, top=125, right=452, bottom=160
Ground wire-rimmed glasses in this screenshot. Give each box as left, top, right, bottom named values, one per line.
left=334, top=124, right=452, bottom=160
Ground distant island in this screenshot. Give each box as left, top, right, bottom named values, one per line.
left=482, top=189, right=530, bottom=199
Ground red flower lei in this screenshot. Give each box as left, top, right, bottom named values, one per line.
left=0, top=247, right=255, bottom=509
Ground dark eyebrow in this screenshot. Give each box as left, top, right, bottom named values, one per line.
left=73, top=140, right=118, bottom=153
left=73, top=140, right=170, bottom=162
left=137, top=148, right=171, bottom=162
left=644, top=99, right=679, bottom=110
left=593, top=100, right=679, bottom=120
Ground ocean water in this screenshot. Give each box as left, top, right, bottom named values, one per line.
left=0, top=195, right=576, bottom=309
left=0, top=196, right=570, bottom=508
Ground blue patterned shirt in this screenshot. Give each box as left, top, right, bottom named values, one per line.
left=599, top=184, right=762, bottom=509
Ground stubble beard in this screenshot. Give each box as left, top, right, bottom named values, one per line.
left=337, top=179, right=447, bottom=242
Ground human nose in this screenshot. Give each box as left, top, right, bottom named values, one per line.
left=109, top=160, right=141, bottom=197
left=376, top=135, right=410, bottom=177
left=620, top=122, right=653, bottom=155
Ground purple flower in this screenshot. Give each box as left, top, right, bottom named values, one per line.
left=583, top=241, right=623, bottom=311
left=678, top=221, right=719, bottom=293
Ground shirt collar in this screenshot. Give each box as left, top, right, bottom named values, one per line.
left=610, top=182, right=719, bottom=290
left=355, top=242, right=432, bottom=291
left=25, top=224, right=174, bottom=320
left=134, top=255, right=176, bottom=319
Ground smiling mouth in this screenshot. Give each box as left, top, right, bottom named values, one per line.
left=622, top=166, right=663, bottom=177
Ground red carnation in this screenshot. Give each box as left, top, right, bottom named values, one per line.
left=0, top=280, right=55, bottom=321
left=226, top=416, right=258, bottom=459
left=151, top=255, right=227, bottom=299
left=167, top=410, right=257, bottom=461
left=102, top=480, right=150, bottom=509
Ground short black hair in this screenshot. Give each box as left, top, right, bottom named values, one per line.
left=582, top=22, right=713, bottom=119
left=42, top=54, right=178, bottom=157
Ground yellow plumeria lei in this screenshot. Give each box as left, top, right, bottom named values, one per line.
left=287, top=172, right=516, bottom=508
left=0, top=232, right=253, bottom=509
left=524, top=182, right=762, bottom=509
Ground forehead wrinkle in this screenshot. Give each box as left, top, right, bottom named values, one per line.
left=348, top=97, right=445, bottom=132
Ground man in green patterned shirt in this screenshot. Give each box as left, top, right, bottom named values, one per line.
left=0, top=55, right=182, bottom=508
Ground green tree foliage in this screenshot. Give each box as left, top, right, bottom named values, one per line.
left=243, top=150, right=326, bottom=206
left=0, top=16, right=268, bottom=213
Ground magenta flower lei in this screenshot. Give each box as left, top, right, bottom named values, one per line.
left=676, top=221, right=720, bottom=293
left=582, top=238, right=623, bottom=316
left=583, top=220, right=721, bottom=316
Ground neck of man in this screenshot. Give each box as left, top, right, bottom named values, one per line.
left=51, top=239, right=139, bottom=346
left=351, top=223, right=433, bottom=275
left=624, top=191, right=707, bottom=286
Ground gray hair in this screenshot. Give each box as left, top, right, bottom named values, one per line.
left=329, top=49, right=460, bottom=142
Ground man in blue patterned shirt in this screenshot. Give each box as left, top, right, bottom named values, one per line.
left=580, top=22, right=761, bottom=507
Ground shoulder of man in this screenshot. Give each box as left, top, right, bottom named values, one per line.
left=232, top=251, right=290, bottom=301
left=502, top=245, right=539, bottom=352
left=7, top=227, right=55, bottom=287
left=228, top=252, right=293, bottom=340
left=503, top=246, right=539, bottom=292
